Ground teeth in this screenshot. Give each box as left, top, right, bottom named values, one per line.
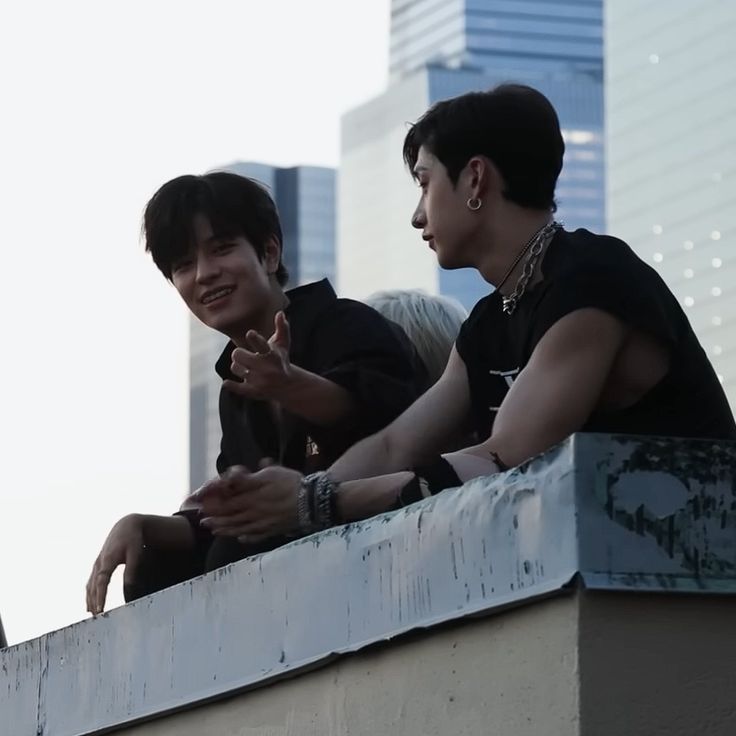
left=202, top=288, right=232, bottom=304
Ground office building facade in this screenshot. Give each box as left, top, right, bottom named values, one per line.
left=339, top=0, right=605, bottom=310
left=606, top=0, right=736, bottom=408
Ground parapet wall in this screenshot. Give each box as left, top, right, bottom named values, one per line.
left=2, top=434, right=735, bottom=736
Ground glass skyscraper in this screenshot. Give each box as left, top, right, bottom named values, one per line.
left=339, top=0, right=605, bottom=310
left=606, top=0, right=736, bottom=409
left=189, top=162, right=336, bottom=489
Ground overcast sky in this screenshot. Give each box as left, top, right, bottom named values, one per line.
left=0, top=0, right=390, bottom=644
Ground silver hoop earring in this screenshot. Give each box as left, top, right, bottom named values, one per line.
left=467, top=197, right=482, bottom=211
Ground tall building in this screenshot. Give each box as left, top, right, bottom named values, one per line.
left=605, top=0, right=736, bottom=408
left=189, top=162, right=336, bottom=489
left=339, top=0, right=605, bottom=310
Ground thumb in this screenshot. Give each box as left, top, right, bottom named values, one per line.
left=258, top=457, right=276, bottom=469
left=272, top=311, right=291, bottom=351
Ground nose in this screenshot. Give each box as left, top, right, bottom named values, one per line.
left=411, top=201, right=426, bottom=230
left=194, top=252, right=220, bottom=284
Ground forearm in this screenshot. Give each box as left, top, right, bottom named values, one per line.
left=336, top=471, right=414, bottom=522
left=278, top=365, right=356, bottom=426
left=140, top=514, right=196, bottom=552
left=333, top=448, right=498, bottom=524
left=329, top=428, right=415, bottom=482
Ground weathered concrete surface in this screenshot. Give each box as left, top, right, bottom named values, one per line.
left=1, top=433, right=735, bottom=736
left=116, top=591, right=736, bottom=736
left=579, top=593, right=736, bottom=736
left=116, top=595, right=582, bottom=736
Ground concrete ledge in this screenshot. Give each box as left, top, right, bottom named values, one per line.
left=114, top=591, right=736, bottom=736
left=2, top=433, right=735, bottom=735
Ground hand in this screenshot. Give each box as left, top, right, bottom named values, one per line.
left=199, top=465, right=303, bottom=543
left=86, top=514, right=145, bottom=615
left=224, top=311, right=292, bottom=400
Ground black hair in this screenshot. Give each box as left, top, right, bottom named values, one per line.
left=403, top=84, right=564, bottom=211
left=143, top=171, right=288, bottom=283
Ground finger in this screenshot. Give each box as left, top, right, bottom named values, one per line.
left=272, top=311, right=291, bottom=351
left=189, top=476, right=228, bottom=504
left=258, top=457, right=276, bottom=469
left=200, top=510, right=257, bottom=530
left=222, top=378, right=260, bottom=398
left=92, top=566, right=114, bottom=615
left=245, top=330, right=271, bottom=355
left=230, top=347, right=259, bottom=375
left=86, top=562, right=99, bottom=613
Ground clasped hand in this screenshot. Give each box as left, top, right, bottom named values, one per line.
left=186, top=464, right=303, bottom=543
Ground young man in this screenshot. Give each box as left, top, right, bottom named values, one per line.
left=86, top=172, right=425, bottom=614
left=188, top=84, right=736, bottom=542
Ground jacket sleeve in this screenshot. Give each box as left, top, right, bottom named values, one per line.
left=299, top=300, right=426, bottom=459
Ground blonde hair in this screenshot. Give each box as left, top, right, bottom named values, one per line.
left=365, top=289, right=467, bottom=386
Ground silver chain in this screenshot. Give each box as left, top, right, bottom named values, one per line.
left=501, top=221, right=561, bottom=315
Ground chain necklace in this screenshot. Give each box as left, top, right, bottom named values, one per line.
left=499, top=221, right=561, bottom=315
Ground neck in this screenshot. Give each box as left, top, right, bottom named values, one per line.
left=476, top=208, right=553, bottom=295
left=231, top=283, right=288, bottom=348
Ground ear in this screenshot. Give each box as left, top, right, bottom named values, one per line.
left=263, top=235, right=282, bottom=276
left=463, top=155, right=503, bottom=200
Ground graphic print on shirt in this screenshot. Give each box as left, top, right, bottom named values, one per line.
left=488, top=367, right=520, bottom=413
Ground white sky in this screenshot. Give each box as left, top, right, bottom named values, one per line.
left=0, top=0, right=389, bottom=645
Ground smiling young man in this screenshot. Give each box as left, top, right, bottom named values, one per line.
left=85, top=172, right=425, bottom=614
left=187, top=84, right=736, bottom=544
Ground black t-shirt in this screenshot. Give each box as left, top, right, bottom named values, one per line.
left=456, top=228, right=736, bottom=442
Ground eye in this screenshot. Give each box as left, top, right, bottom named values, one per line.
left=171, top=258, right=194, bottom=274
left=214, top=242, right=235, bottom=255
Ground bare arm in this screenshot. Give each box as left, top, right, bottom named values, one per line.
left=335, top=309, right=629, bottom=516
left=469, top=307, right=628, bottom=468
left=328, top=347, right=472, bottom=481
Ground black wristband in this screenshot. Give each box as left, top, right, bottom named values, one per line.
left=393, top=456, right=463, bottom=510
left=173, top=508, right=213, bottom=547
left=414, top=456, right=462, bottom=495
left=392, top=475, right=423, bottom=510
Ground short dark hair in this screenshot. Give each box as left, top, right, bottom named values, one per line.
left=403, top=84, right=564, bottom=211
left=143, top=171, right=288, bottom=284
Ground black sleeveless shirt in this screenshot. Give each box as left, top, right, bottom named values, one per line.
left=455, top=228, right=736, bottom=441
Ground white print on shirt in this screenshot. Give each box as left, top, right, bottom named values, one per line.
left=488, top=367, right=520, bottom=412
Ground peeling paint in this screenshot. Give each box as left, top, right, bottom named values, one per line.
left=1, top=433, right=735, bottom=736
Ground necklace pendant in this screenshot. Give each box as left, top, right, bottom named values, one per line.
left=502, top=296, right=516, bottom=315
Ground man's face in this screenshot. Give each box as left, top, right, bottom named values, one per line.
left=410, top=146, right=477, bottom=269
left=171, top=214, right=275, bottom=337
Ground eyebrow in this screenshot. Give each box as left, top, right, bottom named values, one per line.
left=412, top=165, right=429, bottom=176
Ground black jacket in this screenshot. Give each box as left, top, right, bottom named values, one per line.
left=216, top=278, right=426, bottom=473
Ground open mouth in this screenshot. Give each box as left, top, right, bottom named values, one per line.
left=201, top=286, right=235, bottom=305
